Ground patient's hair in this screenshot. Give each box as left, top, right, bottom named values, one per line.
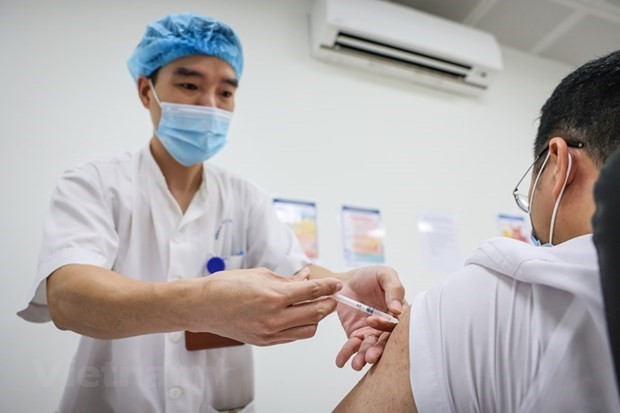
left=534, top=50, right=620, bottom=168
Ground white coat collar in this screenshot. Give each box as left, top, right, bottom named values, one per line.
left=467, top=234, right=604, bottom=336
left=141, top=144, right=209, bottom=225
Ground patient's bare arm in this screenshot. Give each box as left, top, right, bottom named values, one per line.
left=334, top=307, right=417, bottom=412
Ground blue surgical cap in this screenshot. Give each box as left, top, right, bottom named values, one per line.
left=127, top=13, right=243, bottom=82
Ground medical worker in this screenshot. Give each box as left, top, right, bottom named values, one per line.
left=18, top=13, right=404, bottom=413
left=335, top=50, right=620, bottom=412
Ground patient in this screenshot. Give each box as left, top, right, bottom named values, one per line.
left=592, top=147, right=620, bottom=400
left=335, top=50, right=620, bottom=412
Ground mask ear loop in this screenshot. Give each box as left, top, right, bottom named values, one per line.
left=548, top=153, right=572, bottom=245
left=148, top=79, right=162, bottom=107
left=529, top=151, right=551, bottom=215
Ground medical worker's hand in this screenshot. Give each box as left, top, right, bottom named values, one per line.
left=184, top=267, right=342, bottom=346
left=334, top=266, right=405, bottom=370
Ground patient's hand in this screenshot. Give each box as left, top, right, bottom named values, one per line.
left=334, top=266, right=405, bottom=370
left=336, top=325, right=392, bottom=370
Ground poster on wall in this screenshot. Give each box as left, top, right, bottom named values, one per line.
left=497, top=213, right=530, bottom=243
left=273, top=198, right=319, bottom=261
left=341, top=205, right=385, bottom=267
left=417, top=211, right=461, bottom=274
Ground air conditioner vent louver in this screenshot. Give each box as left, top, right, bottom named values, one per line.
left=331, top=32, right=472, bottom=81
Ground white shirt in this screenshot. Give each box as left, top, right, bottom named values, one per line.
left=410, top=235, right=620, bottom=413
left=18, top=145, right=309, bottom=413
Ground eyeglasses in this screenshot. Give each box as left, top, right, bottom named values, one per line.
left=512, top=141, right=585, bottom=213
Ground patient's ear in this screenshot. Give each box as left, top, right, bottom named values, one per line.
left=549, top=137, right=576, bottom=198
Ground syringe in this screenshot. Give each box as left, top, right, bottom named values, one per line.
left=332, top=293, right=399, bottom=324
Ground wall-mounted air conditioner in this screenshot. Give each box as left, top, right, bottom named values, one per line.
left=310, top=0, right=503, bottom=94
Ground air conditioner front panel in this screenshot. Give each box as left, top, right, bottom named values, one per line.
left=310, top=0, right=503, bottom=93
left=323, top=0, right=503, bottom=72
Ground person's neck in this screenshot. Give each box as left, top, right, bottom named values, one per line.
left=149, top=137, right=203, bottom=213
left=553, top=174, right=597, bottom=244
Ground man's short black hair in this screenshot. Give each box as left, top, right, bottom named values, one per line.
left=534, top=50, right=620, bottom=168
left=150, top=69, right=160, bottom=86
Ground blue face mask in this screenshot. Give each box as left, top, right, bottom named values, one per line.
left=149, top=81, right=232, bottom=166
left=530, top=232, right=552, bottom=247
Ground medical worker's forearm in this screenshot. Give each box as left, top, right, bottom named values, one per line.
left=47, top=264, right=342, bottom=345
left=46, top=264, right=197, bottom=339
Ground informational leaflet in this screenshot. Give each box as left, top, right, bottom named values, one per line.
left=497, top=213, right=530, bottom=243
left=417, top=211, right=460, bottom=274
left=341, top=205, right=385, bottom=267
left=273, top=198, right=319, bottom=260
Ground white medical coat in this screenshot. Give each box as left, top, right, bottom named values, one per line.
left=410, top=235, right=620, bottom=412
left=18, top=145, right=309, bottom=413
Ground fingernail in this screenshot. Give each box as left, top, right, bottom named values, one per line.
left=336, top=282, right=343, bottom=291
left=390, top=299, right=403, bottom=314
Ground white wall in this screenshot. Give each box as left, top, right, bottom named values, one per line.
left=0, top=0, right=572, bottom=411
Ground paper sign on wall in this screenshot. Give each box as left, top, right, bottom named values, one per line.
left=273, top=198, right=319, bottom=261
left=417, top=211, right=460, bottom=274
left=497, top=213, right=530, bottom=243
left=341, top=206, right=385, bottom=267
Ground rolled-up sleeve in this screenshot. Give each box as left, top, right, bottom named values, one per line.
left=17, top=164, right=119, bottom=322
left=410, top=265, right=505, bottom=413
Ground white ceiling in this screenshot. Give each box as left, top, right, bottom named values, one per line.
left=388, top=0, right=620, bottom=67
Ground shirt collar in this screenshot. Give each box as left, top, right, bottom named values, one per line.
left=142, top=144, right=208, bottom=201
